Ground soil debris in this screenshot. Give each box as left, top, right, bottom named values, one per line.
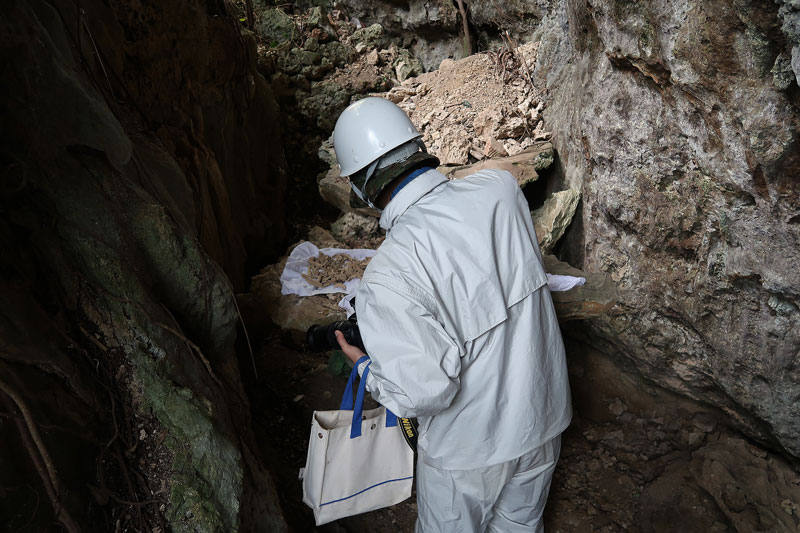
left=375, top=41, right=547, bottom=165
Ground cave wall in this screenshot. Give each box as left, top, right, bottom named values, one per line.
left=535, top=0, right=800, bottom=459
left=0, top=0, right=287, bottom=530
left=328, top=0, right=555, bottom=70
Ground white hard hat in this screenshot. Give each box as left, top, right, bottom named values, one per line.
left=333, top=97, right=422, bottom=177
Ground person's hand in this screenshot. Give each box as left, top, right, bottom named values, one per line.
left=335, top=330, right=366, bottom=364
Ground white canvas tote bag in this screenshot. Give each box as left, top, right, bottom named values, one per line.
left=300, top=355, right=414, bottom=525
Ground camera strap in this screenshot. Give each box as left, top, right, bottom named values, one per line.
left=399, top=417, right=418, bottom=452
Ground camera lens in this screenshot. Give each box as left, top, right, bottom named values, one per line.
left=306, top=324, right=331, bottom=352
left=305, top=320, right=364, bottom=352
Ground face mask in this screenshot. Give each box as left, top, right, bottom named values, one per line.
left=349, top=140, right=430, bottom=211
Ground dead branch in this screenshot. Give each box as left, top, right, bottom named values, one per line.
left=501, top=31, right=536, bottom=93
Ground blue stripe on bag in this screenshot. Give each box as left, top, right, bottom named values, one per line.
left=319, top=475, right=414, bottom=507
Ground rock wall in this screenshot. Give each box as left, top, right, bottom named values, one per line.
left=326, top=0, right=554, bottom=70
left=534, top=0, right=800, bottom=459
left=0, top=0, right=286, bottom=530
left=314, top=0, right=800, bottom=462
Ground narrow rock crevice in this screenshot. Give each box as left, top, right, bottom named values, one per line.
left=2, top=0, right=799, bottom=531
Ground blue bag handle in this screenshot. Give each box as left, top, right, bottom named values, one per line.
left=339, top=356, right=399, bottom=438
left=349, top=362, right=371, bottom=438
left=339, top=355, right=369, bottom=410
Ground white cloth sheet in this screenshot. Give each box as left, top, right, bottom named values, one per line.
left=280, top=241, right=585, bottom=316
left=280, top=242, right=376, bottom=315
left=546, top=273, right=586, bottom=292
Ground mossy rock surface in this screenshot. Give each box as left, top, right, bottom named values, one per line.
left=0, top=0, right=287, bottom=530
left=256, top=7, right=296, bottom=45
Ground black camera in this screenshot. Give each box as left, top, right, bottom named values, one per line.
left=306, top=317, right=365, bottom=352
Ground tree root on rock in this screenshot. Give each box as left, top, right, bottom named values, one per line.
left=0, top=376, right=80, bottom=533
left=455, top=0, right=473, bottom=57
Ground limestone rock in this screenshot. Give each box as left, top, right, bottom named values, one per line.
left=394, top=48, right=424, bottom=82
left=255, top=7, right=296, bottom=45
left=467, top=3, right=551, bottom=49
left=307, top=226, right=342, bottom=248
left=318, top=172, right=351, bottom=210
left=318, top=173, right=380, bottom=217
left=690, top=433, right=800, bottom=531
left=444, top=142, right=554, bottom=188
left=319, top=41, right=355, bottom=67
left=772, top=53, right=796, bottom=90
left=534, top=0, right=800, bottom=458
left=346, top=23, right=386, bottom=53
left=307, top=6, right=324, bottom=27
left=542, top=255, right=617, bottom=321
left=474, top=105, right=529, bottom=141
left=532, top=189, right=582, bottom=254
left=277, top=48, right=321, bottom=75
left=318, top=136, right=338, bottom=168
left=246, top=258, right=346, bottom=333
left=433, top=134, right=473, bottom=165
left=296, top=80, right=351, bottom=131
left=331, top=212, right=380, bottom=241
left=333, top=0, right=460, bottom=70
left=778, top=0, right=800, bottom=85
left=637, top=454, right=731, bottom=531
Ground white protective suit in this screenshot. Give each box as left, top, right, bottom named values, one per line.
left=355, top=167, right=572, bottom=531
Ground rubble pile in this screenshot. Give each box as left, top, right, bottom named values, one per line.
left=315, top=42, right=561, bottom=218
left=377, top=41, right=549, bottom=166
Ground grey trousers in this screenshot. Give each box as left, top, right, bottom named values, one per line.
left=415, top=434, right=561, bottom=533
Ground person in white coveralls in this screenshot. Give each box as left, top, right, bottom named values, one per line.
left=331, top=96, right=572, bottom=532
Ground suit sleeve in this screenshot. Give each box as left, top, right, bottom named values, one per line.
left=354, top=279, right=461, bottom=418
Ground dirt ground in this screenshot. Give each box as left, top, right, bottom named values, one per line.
left=246, top=326, right=800, bottom=533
